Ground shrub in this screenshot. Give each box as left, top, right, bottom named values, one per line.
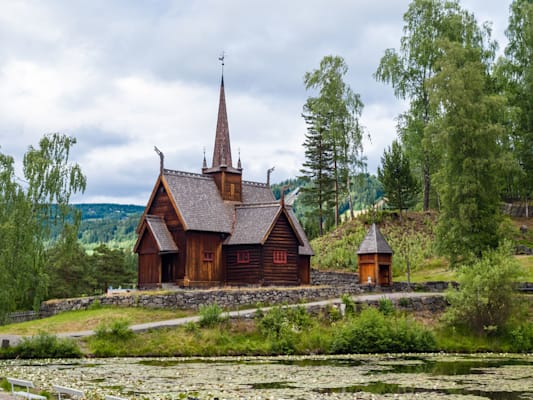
left=257, top=305, right=314, bottom=354
left=378, top=297, right=395, bottom=315
left=330, top=308, right=436, bottom=353
left=442, top=242, right=526, bottom=336
left=508, top=323, right=533, bottom=352
left=341, top=294, right=356, bottom=315
left=95, top=318, right=134, bottom=341
left=1, top=332, right=82, bottom=359
left=199, top=304, right=224, bottom=328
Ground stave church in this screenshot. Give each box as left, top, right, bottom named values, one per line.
left=133, top=73, right=313, bottom=288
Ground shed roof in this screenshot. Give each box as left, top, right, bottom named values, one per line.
left=135, top=215, right=179, bottom=253
left=357, top=223, right=393, bottom=255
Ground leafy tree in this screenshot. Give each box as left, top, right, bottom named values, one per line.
left=374, top=0, right=495, bottom=211
left=429, top=32, right=504, bottom=264
left=378, top=140, right=418, bottom=220
left=302, top=55, right=365, bottom=229
left=497, top=0, right=533, bottom=215
left=443, top=243, right=526, bottom=336
left=47, top=224, right=95, bottom=299
left=0, top=134, right=85, bottom=320
left=91, top=244, right=136, bottom=293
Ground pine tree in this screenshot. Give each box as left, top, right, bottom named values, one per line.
left=378, top=140, right=418, bottom=221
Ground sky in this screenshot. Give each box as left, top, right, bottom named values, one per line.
left=1, top=0, right=513, bottom=205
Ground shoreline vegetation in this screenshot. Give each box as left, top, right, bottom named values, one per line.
left=0, top=292, right=532, bottom=359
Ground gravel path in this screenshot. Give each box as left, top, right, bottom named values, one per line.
left=0, top=292, right=444, bottom=346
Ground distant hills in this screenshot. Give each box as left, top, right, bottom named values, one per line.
left=71, top=203, right=144, bottom=249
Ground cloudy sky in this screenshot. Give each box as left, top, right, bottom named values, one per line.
left=1, top=0, right=512, bottom=205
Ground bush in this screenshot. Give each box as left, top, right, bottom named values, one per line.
left=199, top=304, right=224, bottom=328
left=95, top=318, right=134, bottom=340
left=341, top=294, right=356, bottom=315
left=1, top=332, right=82, bottom=359
left=442, top=242, right=526, bottom=336
left=508, top=323, right=533, bottom=352
left=330, top=308, right=436, bottom=353
left=257, top=305, right=314, bottom=354
left=378, top=297, right=395, bottom=315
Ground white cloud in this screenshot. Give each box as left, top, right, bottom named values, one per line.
left=0, top=0, right=513, bottom=204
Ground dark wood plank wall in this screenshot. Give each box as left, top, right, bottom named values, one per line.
left=147, top=183, right=186, bottom=279
left=263, top=213, right=299, bottom=285
left=298, top=256, right=311, bottom=284
left=137, top=228, right=161, bottom=286
left=225, top=244, right=261, bottom=284
left=185, top=231, right=223, bottom=283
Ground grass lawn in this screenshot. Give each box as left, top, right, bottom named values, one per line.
left=394, top=255, right=533, bottom=283
left=0, top=307, right=193, bottom=336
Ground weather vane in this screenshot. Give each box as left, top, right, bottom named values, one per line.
left=218, top=51, right=225, bottom=74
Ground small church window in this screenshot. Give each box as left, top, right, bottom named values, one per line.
left=203, top=251, right=214, bottom=262
left=273, top=250, right=287, bottom=264
left=237, top=251, right=250, bottom=264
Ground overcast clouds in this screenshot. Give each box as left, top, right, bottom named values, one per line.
left=0, top=0, right=512, bottom=205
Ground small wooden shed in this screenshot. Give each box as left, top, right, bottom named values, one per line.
left=357, top=223, right=393, bottom=286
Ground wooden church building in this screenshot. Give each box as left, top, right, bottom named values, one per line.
left=134, top=75, right=313, bottom=288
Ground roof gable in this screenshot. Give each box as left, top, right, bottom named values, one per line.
left=133, top=215, right=178, bottom=253
left=357, top=223, right=393, bottom=255
left=225, top=203, right=281, bottom=245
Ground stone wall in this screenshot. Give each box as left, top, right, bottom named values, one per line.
left=502, top=202, right=532, bottom=218
left=40, top=285, right=364, bottom=317
left=311, top=269, right=358, bottom=286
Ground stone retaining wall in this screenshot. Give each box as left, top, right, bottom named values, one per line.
left=40, top=285, right=364, bottom=317
left=311, top=269, right=358, bottom=286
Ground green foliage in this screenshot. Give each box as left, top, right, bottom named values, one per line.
left=443, top=243, right=527, bottom=336
left=341, top=294, right=356, bottom=315
left=430, top=34, right=505, bottom=264
left=311, top=223, right=366, bottom=270
left=508, top=322, right=533, bottom=352
left=378, top=140, right=418, bottom=215
left=199, top=304, right=224, bottom=328
left=378, top=298, right=395, bottom=316
left=257, top=306, right=314, bottom=354
left=0, top=134, right=86, bottom=320
left=0, top=332, right=82, bottom=359
left=330, top=308, right=436, bottom=353
left=95, top=319, right=134, bottom=341
left=300, top=55, right=365, bottom=234
left=497, top=0, right=533, bottom=203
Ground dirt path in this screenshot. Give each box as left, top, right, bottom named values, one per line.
left=1, top=292, right=444, bottom=346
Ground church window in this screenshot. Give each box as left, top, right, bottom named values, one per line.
left=203, top=251, right=214, bottom=262
left=237, top=251, right=250, bottom=264
left=273, top=250, right=287, bottom=264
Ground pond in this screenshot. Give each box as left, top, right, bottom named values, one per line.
left=1, top=354, right=533, bottom=399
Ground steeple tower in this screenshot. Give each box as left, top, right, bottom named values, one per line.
left=212, top=76, right=233, bottom=168
left=203, top=57, right=243, bottom=202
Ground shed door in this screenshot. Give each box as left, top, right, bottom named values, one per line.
left=378, top=264, right=391, bottom=286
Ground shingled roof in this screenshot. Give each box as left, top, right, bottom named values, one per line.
left=163, top=169, right=234, bottom=233
left=225, top=203, right=280, bottom=245
left=224, top=203, right=314, bottom=256
left=134, top=215, right=178, bottom=253
left=357, top=223, right=393, bottom=255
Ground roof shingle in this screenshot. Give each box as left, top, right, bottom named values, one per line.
left=145, top=215, right=179, bottom=253
left=357, top=223, right=393, bottom=255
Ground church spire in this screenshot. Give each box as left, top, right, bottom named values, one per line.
left=212, top=56, right=232, bottom=169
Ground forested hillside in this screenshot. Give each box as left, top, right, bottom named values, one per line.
left=75, top=204, right=144, bottom=248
